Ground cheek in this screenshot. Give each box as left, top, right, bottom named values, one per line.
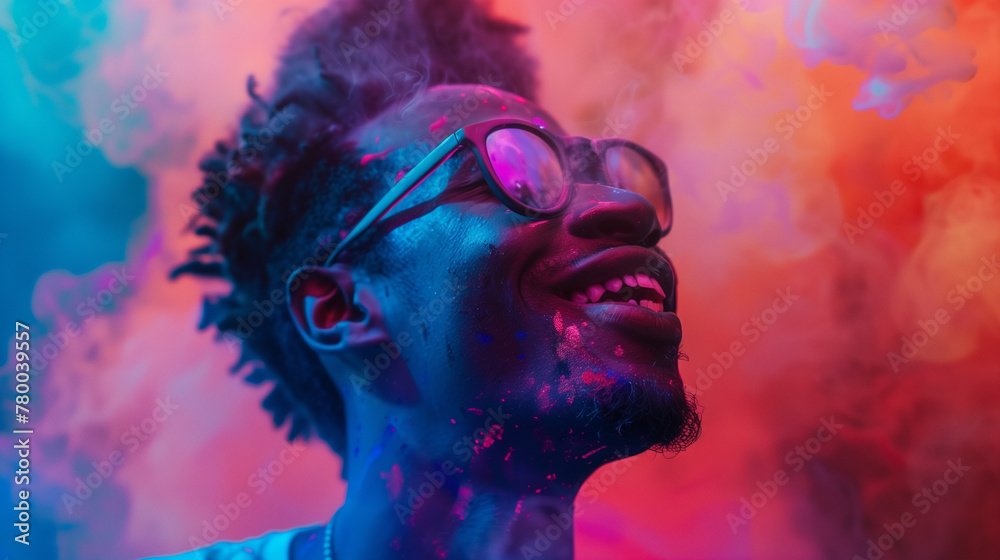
left=377, top=209, right=502, bottom=355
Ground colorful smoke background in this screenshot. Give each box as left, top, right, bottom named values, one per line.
left=1, top=0, right=998, bottom=558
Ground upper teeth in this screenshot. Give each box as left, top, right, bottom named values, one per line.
left=570, top=274, right=666, bottom=312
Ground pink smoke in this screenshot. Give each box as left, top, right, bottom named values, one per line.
left=16, top=0, right=999, bottom=558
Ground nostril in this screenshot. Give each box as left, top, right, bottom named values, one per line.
left=638, top=225, right=662, bottom=248
left=595, top=217, right=643, bottom=238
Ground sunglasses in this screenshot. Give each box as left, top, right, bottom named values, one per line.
left=323, top=117, right=672, bottom=266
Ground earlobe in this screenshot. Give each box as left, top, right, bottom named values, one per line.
left=287, top=264, right=390, bottom=351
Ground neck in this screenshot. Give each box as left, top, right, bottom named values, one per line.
left=330, top=403, right=592, bottom=560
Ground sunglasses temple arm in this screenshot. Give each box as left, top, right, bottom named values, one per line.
left=324, top=134, right=463, bottom=266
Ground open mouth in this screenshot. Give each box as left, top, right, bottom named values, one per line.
left=567, top=273, right=667, bottom=311
left=552, top=246, right=676, bottom=314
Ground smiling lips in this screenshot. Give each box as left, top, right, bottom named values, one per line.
left=548, top=246, right=680, bottom=344
left=553, top=246, right=675, bottom=316
left=570, top=273, right=667, bottom=312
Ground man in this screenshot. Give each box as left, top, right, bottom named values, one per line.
left=167, top=0, right=700, bottom=558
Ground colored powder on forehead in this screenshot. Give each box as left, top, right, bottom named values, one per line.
left=360, top=149, right=390, bottom=166
left=429, top=115, right=448, bottom=132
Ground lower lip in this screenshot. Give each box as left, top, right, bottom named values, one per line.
left=575, top=302, right=682, bottom=343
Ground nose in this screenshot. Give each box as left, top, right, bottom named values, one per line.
left=563, top=182, right=662, bottom=247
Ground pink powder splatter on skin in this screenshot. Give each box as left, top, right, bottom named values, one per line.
left=380, top=464, right=404, bottom=499
left=360, top=149, right=390, bottom=166
left=614, top=344, right=624, bottom=357
left=467, top=407, right=483, bottom=415
left=451, top=485, right=474, bottom=520
left=553, top=311, right=564, bottom=335
left=556, top=376, right=576, bottom=405
left=429, top=115, right=448, bottom=132
left=538, top=384, right=552, bottom=409
left=581, top=370, right=615, bottom=390
left=564, top=325, right=581, bottom=346
left=481, top=425, right=503, bottom=448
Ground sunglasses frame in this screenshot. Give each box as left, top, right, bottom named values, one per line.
left=322, top=118, right=672, bottom=267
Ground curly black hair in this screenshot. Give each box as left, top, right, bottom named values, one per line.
left=171, top=0, right=538, bottom=468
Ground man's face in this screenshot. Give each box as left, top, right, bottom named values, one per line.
left=347, top=85, right=696, bottom=466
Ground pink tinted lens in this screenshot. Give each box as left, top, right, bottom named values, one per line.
left=485, top=128, right=564, bottom=211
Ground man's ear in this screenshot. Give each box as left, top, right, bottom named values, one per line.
left=286, top=264, right=391, bottom=352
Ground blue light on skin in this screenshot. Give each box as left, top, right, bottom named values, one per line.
left=291, top=84, right=694, bottom=560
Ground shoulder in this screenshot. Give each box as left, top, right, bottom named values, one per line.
left=143, top=525, right=320, bottom=560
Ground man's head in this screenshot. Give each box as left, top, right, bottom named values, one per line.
left=176, top=0, right=699, bottom=480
